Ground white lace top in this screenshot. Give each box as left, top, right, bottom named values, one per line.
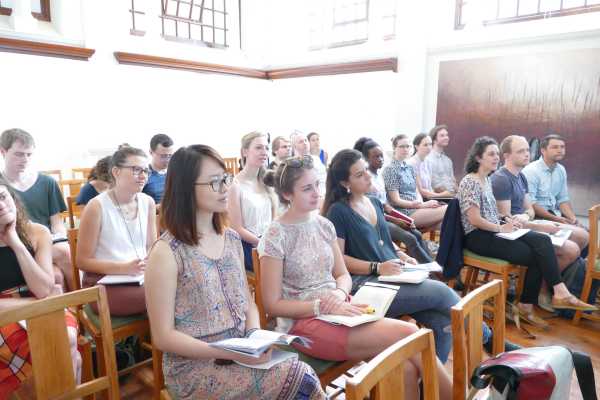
left=236, top=178, right=273, bottom=237
left=258, top=215, right=337, bottom=332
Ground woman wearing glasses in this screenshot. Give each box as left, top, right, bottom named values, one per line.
left=383, top=134, right=447, bottom=230
left=259, top=155, right=452, bottom=400
left=77, top=146, right=156, bottom=316
left=228, top=132, right=277, bottom=271
left=145, top=145, right=326, bottom=400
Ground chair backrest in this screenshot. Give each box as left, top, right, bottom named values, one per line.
left=0, top=286, right=119, bottom=399
left=346, top=329, right=439, bottom=400
left=67, top=196, right=84, bottom=229
left=71, top=167, right=92, bottom=180
left=60, top=178, right=86, bottom=198
left=451, top=279, right=505, bottom=400
left=223, top=157, right=239, bottom=175
left=67, top=228, right=82, bottom=291
left=41, top=169, right=63, bottom=182
left=251, top=248, right=273, bottom=329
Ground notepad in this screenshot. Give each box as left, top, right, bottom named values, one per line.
left=496, top=228, right=530, bottom=240
left=97, top=274, right=145, bottom=286
left=210, top=330, right=311, bottom=358
left=378, top=270, right=429, bottom=284
left=539, top=229, right=572, bottom=247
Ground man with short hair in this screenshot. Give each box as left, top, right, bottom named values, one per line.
left=426, top=124, right=457, bottom=194
left=269, top=136, right=290, bottom=169
left=522, top=134, right=589, bottom=251
left=0, top=128, right=71, bottom=289
left=143, top=133, right=174, bottom=204
left=491, top=135, right=582, bottom=270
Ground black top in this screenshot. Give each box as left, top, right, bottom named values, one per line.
left=0, top=245, right=26, bottom=292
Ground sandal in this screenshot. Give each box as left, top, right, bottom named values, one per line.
left=552, top=295, right=598, bottom=311
left=516, top=305, right=550, bottom=331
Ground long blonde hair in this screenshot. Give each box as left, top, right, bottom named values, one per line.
left=240, top=131, right=276, bottom=213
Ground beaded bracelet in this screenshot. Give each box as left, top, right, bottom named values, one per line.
left=313, top=299, right=321, bottom=317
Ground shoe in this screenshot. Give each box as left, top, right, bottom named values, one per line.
left=538, top=291, right=555, bottom=313
left=517, top=305, right=550, bottom=330
left=552, top=295, right=598, bottom=311
left=483, top=337, right=521, bottom=354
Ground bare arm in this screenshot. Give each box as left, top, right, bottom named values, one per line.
left=76, top=199, right=140, bottom=275
left=227, top=183, right=260, bottom=246
left=146, top=198, right=157, bottom=248
left=532, top=203, right=566, bottom=223
left=387, top=190, right=419, bottom=210
left=466, top=206, right=515, bottom=233
left=49, top=213, right=66, bottom=236
left=337, top=237, right=404, bottom=276
left=559, top=202, right=578, bottom=223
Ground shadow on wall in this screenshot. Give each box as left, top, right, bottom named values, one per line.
left=436, top=47, right=600, bottom=216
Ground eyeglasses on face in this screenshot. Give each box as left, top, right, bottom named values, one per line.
left=279, top=155, right=313, bottom=187
left=121, top=165, right=150, bottom=176
left=195, top=173, right=234, bottom=192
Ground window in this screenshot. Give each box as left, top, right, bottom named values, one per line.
left=456, top=0, right=600, bottom=29
left=308, top=0, right=395, bottom=50
left=129, top=0, right=146, bottom=36
left=0, top=0, right=51, bottom=21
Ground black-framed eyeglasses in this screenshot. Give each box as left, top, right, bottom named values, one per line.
left=279, top=155, right=313, bottom=187
left=195, top=173, right=234, bottom=192
left=121, top=165, right=150, bottom=176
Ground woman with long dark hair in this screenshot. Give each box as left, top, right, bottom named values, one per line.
left=458, top=136, right=596, bottom=327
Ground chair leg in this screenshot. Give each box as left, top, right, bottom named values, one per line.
left=463, top=267, right=474, bottom=296
left=79, top=336, right=96, bottom=400
left=573, top=269, right=595, bottom=325
left=515, top=270, right=526, bottom=304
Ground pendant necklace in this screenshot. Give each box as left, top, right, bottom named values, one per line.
left=112, top=191, right=144, bottom=260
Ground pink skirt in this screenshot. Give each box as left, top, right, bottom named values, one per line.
left=288, top=317, right=350, bottom=361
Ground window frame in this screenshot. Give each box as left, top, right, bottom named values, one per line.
left=455, top=0, right=600, bottom=30
left=0, top=0, right=51, bottom=22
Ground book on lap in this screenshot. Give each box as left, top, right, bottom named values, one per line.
left=384, top=208, right=414, bottom=225
left=316, top=283, right=398, bottom=327
left=97, top=274, right=145, bottom=286
left=209, top=329, right=311, bottom=358
left=496, top=228, right=530, bottom=240
left=234, top=349, right=297, bottom=370
left=539, top=229, right=572, bottom=247
left=378, top=270, right=429, bottom=284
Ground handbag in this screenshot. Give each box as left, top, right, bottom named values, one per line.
left=468, top=346, right=597, bottom=400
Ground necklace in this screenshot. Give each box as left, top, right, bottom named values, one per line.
left=111, top=190, right=144, bottom=260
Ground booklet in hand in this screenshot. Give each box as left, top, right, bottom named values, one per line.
left=209, top=329, right=311, bottom=358
left=378, top=270, right=429, bottom=284
left=97, top=274, right=145, bottom=286
left=385, top=208, right=415, bottom=226
left=496, top=228, right=530, bottom=241
left=234, top=349, right=298, bottom=370
left=539, top=229, right=572, bottom=247
left=317, top=283, right=398, bottom=327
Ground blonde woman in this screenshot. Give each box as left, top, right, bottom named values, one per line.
left=228, top=132, right=276, bottom=271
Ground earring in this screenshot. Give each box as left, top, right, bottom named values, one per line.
left=346, top=186, right=351, bottom=194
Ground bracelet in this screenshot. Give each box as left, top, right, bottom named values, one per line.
left=335, top=287, right=349, bottom=301
left=244, top=328, right=259, bottom=338
left=369, top=262, right=375, bottom=275
left=376, top=263, right=381, bottom=275
left=313, top=299, right=321, bottom=317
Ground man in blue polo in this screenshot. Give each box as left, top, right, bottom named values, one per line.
left=522, top=134, right=589, bottom=252
left=143, top=133, right=174, bottom=205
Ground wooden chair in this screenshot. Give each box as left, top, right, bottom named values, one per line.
left=345, top=329, right=439, bottom=400
left=72, top=167, right=93, bottom=180
left=41, top=169, right=63, bottom=182
left=0, top=286, right=120, bottom=399
left=67, top=228, right=152, bottom=381
left=451, top=279, right=505, bottom=400
left=60, top=178, right=86, bottom=198
left=251, top=249, right=357, bottom=388
left=223, top=157, right=239, bottom=175
left=573, top=204, right=600, bottom=325
left=67, top=196, right=85, bottom=229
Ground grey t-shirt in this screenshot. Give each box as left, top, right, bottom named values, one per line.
left=490, top=167, right=528, bottom=216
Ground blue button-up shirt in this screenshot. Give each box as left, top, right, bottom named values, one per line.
left=522, top=158, right=569, bottom=216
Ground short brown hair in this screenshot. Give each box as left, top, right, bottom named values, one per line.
left=271, top=136, right=288, bottom=156
left=429, top=124, right=448, bottom=143
left=161, top=145, right=227, bottom=245
left=0, top=128, right=35, bottom=150
left=540, top=134, right=564, bottom=149
left=499, top=135, right=517, bottom=159
left=391, top=134, right=408, bottom=148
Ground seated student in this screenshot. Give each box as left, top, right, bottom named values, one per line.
left=259, top=155, right=452, bottom=400
left=142, top=133, right=174, bottom=205
left=0, top=128, right=72, bottom=290
left=293, top=134, right=327, bottom=198
left=458, top=137, right=596, bottom=328
left=308, top=132, right=328, bottom=166
left=353, top=137, right=432, bottom=263
left=407, top=133, right=453, bottom=200
left=322, top=149, right=476, bottom=364
left=521, top=134, right=589, bottom=252
left=76, top=156, right=112, bottom=205
left=383, top=134, right=447, bottom=230
left=228, top=132, right=276, bottom=271
left=426, top=125, right=457, bottom=194
left=491, top=135, right=580, bottom=271
left=77, top=146, right=156, bottom=316
left=0, top=178, right=80, bottom=397
left=268, top=136, right=291, bottom=170
left=145, top=145, right=326, bottom=400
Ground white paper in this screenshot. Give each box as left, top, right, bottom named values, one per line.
left=378, top=270, right=429, bottom=284
left=496, top=228, right=530, bottom=240
left=97, top=274, right=144, bottom=286
left=235, top=349, right=297, bottom=369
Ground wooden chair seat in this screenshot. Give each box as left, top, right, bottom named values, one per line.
left=82, top=303, right=148, bottom=330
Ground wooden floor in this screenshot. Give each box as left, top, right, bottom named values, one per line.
left=119, top=309, right=600, bottom=399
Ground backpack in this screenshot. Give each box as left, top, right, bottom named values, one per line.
left=469, top=346, right=597, bottom=400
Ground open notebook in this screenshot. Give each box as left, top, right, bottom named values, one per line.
left=539, top=229, right=572, bottom=247
left=317, top=282, right=398, bottom=327
left=209, top=329, right=310, bottom=358
left=377, top=261, right=442, bottom=284
left=97, top=274, right=145, bottom=286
